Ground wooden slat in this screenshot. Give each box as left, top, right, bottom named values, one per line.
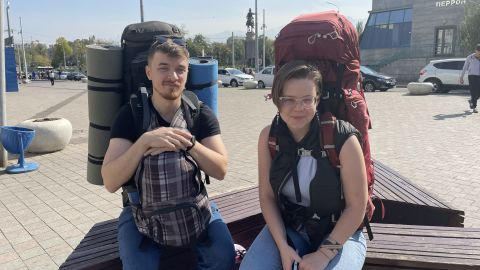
left=374, top=160, right=446, bottom=208
left=364, top=223, right=480, bottom=270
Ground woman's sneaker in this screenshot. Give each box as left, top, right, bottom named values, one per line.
left=474, top=108, right=478, bottom=113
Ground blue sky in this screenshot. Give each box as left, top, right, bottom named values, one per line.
left=4, top=0, right=372, bottom=45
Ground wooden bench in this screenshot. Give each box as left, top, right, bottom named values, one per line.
left=60, top=161, right=466, bottom=269
left=364, top=223, right=480, bottom=270
left=371, top=160, right=464, bottom=227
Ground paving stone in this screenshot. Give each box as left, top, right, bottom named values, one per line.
left=22, top=253, right=58, bottom=270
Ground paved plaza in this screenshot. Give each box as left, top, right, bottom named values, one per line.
left=0, top=80, right=479, bottom=269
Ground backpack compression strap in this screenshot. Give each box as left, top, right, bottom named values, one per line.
left=320, top=112, right=374, bottom=240
left=319, top=112, right=340, bottom=169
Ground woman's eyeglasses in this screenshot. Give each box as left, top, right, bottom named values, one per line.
left=278, top=96, right=317, bottom=109
left=152, top=35, right=187, bottom=47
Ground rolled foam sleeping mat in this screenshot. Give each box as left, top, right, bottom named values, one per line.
left=187, top=58, right=218, bottom=115
left=86, top=45, right=123, bottom=185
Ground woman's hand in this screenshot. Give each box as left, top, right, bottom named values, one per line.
left=142, top=127, right=193, bottom=155
left=299, top=250, right=330, bottom=270
left=278, top=243, right=302, bottom=270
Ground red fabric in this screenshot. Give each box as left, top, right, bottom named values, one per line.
left=274, top=11, right=376, bottom=222
left=274, top=10, right=360, bottom=89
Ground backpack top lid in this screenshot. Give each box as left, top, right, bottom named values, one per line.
left=121, top=21, right=183, bottom=44
left=274, top=10, right=360, bottom=89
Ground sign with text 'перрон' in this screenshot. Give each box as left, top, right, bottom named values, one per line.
left=436, top=0, right=466, bottom=7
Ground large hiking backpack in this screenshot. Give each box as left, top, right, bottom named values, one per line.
left=121, top=21, right=183, bottom=101
left=274, top=11, right=377, bottom=238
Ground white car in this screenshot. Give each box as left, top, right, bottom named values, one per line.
left=218, top=68, right=253, bottom=87
left=418, top=58, right=469, bottom=93
left=255, top=66, right=275, bottom=88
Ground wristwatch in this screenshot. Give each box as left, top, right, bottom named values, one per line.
left=186, top=135, right=196, bottom=151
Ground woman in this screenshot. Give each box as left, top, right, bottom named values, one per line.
left=240, top=61, right=367, bottom=270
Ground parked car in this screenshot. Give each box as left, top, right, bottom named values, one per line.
left=67, top=72, right=86, bottom=81
left=360, top=66, right=396, bottom=92
left=218, top=68, right=254, bottom=87
left=74, top=73, right=87, bottom=81
left=59, top=72, right=69, bottom=80
left=418, top=58, right=469, bottom=93
left=255, top=66, right=275, bottom=88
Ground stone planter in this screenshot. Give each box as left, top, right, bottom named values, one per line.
left=407, top=82, right=433, bottom=95
left=243, top=80, right=258, bottom=89
left=18, top=117, right=72, bottom=153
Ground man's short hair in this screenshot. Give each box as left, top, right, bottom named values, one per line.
left=147, top=39, right=189, bottom=64
left=476, top=44, right=480, bottom=51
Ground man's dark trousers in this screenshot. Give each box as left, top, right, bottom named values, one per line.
left=468, top=75, right=480, bottom=108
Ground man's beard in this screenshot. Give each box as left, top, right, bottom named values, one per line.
left=158, top=83, right=183, bottom=100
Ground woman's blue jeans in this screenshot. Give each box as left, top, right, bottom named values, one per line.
left=118, top=201, right=235, bottom=270
left=239, top=226, right=366, bottom=270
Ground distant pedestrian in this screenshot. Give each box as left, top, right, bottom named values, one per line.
left=460, top=43, right=480, bottom=113
left=49, top=71, right=55, bottom=86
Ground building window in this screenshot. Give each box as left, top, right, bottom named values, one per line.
left=360, top=8, right=412, bottom=49
left=435, top=27, right=455, bottom=56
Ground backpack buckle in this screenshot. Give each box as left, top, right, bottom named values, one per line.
left=297, top=148, right=312, bottom=156
left=320, top=150, right=327, bottom=158
left=321, top=91, right=330, bottom=100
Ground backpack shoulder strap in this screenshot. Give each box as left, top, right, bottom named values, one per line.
left=320, top=112, right=340, bottom=169
left=181, top=90, right=202, bottom=130
left=129, top=86, right=151, bottom=135
left=181, top=90, right=211, bottom=185
left=267, top=115, right=280, bottom=158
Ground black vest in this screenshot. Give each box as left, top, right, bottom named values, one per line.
left=269, top=115, right=344, bottom=243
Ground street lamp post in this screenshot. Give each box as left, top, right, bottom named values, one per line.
left=0, top=0, right=8, bottom=167
left=140, top=0, right=144, bottom=22
left=262, top=9, right=266, bottom=70
left=326, top=1, right=339, bottom=12
left=19, top=17, right=29, bottom=83
left=231, top=32, right=235, bottom=67
left=255, top=0, right=259, bottom=73
left=6, top=1, right=11, bottom=38
left=62, top=44, right=66, bottom=69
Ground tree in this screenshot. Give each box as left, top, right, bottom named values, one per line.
left=70, top=39, right=90, bottom=71
left=356, top=21, right=364, bottom=37
left=460, top=2, right=480, bottom=54
left=186, top=34, right=210, bottom=57
left=52, top=37, right=73, bottom=69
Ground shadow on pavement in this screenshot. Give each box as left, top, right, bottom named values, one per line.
left=433, top=110, right=473, bottom=120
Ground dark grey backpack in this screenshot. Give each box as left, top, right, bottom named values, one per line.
left=130, top=92, right=211, bottom=247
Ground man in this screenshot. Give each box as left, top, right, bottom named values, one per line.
left=460, top=44, right=480, bottom=113
left=101, top=39, right=235, bottom=269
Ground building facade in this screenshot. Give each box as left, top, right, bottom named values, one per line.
left=360, top=0, right=477, bottom=82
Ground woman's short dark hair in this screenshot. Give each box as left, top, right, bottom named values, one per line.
left=147, top=39, right=189, bottom=65
left=271, top=61, right=322, bottom=107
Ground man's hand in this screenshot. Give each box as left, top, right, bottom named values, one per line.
left=460, top=77, right=464, bottom=85
left=142, top=127, right=193, bottom=155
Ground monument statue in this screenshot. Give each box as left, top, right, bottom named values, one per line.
left=246, top=8, right=254, bottom=33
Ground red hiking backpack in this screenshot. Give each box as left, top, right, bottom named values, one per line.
left=274, top=11, right=377, bottom=239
